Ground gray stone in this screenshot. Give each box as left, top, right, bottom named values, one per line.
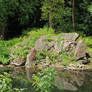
left=10, top=57, right=26, bottom=66
left=74, top=40, right=86, bottom=60
left=35, top=35, right=48, bottom=51
left=26, top=48, right=37, bottom=68
left=34, top=35, right=60, bottom=54
left=72, top=33, right=80, bottom=41
left=61, top=33, right=79, bottom=41
left=0, top=65, right=4, bottom=68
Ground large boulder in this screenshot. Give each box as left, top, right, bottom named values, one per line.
left=74, top=40, right=86, bottom=60
left=74, top=40, right=90, bottom=64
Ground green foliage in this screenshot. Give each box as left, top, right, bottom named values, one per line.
left=61, top=52, right=71, bottom=66
left=0, top=72, right=13, bottom=92
left=0, top=72, right=24, bottom=92
left=32, top=67, right=57, bottom=92
left=0, top=0, right=40, bottom=38
left=48, top=54, right=60, bottom=63
left=10, top=27, right=55, bottom=60
left=35, top=49, right=60, bottom=64
left=0, top=36, right=23, bottom=64
left=88, top=4, right=92, bottom=14
left=41, top=0, right=64, bottom=27
left=41, top=0, right=64, bottom=20
left=44, top=37, right=53, bottom=45
left=5, top=37, right=24, bottom=48
left=0, top=27, right=55, bottom=64
left=77, top=0, right=92, bottom=35
left=0, top=40, right=10, bottom=64
left=36, top=50, right=48, bottom=62
left=83, top=37, right=92, bottom=56
left=57, top=35, right=71, bottom=66
left=0, top=0, right=92, bottom=37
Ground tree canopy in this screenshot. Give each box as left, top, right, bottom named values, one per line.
left=0, top=0, right=92, bottom=39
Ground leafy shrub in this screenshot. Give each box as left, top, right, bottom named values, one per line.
left=0, top=36, right=24, bottom=64
left=0, top=72, right=13, bottom=92
left=0, top=27, right=54, bottom=64
left=44, top=37, right=53, bottom=45
left=35, top=49, right=61, bottom=65
left=0, top=0, right=40, bottom=39
left=35, top=50, right=48, bottom=62
left=32, top=67, right=57, bottom=92
left=0, top=40, right=10, bottom=64
left=83, top=37, right=92, bottom=56
left=61, top=52, right=71, bottom=66
left=10, top=27, right=55, bottom=60
left=0, top=72, right=24, bottom=92
left=5, top=37, right=24, bottom=48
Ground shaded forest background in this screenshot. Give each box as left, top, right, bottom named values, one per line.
left=0, top=0, right=92, bottom=39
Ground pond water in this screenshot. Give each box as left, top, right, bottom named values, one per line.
left=0, top=67, right=92, bottom=92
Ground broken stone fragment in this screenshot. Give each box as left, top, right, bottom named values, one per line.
left=10, top=57, right=26, bottom=66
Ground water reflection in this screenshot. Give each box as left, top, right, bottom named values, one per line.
left=54, top=70, right=86, bottom=91
left=1, top=67, right=91, bottom=92
left=26, top=68, right=34, bottom=80
left=25, top=67, right=92, bottom=92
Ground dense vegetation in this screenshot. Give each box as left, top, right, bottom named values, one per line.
left=0, top=0, right=92, bottom=39
left=0, top=0, right=92, bottom=92
left=0, top=27, right=92, bottom=65
left=0, top=0, right=92, bottom=64
left=0, top=72, right=24, bottom=92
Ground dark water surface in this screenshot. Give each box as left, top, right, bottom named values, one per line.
left=0, top=67, right=92, bottom=92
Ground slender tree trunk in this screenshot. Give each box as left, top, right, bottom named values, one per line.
left=72, top=0, right=76, bottom=31
left=49, top=13, right=52, bottom=28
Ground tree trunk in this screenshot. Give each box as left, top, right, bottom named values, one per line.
left=72, top=0, right=76, bottom=31
left=49, top=13, right=52, bottom=28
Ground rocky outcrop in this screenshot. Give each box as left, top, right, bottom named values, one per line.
left=25, top=33, right=90, bottom=68
left=34, top=33, right=79, bottom=54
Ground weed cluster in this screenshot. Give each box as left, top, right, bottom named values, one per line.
left=0, top=72, right=24, bottom=92
left=32, top=67, right=57, bottom=92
